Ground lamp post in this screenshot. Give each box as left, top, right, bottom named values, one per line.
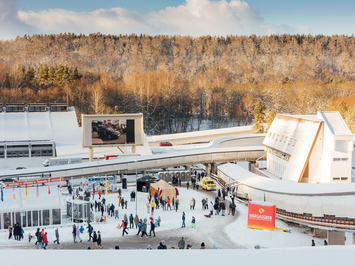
left=135, top=160, right=138, bottom=216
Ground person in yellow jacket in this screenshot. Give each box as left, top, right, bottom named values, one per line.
left=151, top=200, right=155, bottom=212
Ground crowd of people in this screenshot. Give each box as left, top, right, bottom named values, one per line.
left=6, top=169, right=240, bottom=250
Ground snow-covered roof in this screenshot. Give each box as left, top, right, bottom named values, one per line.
left=219, top=163, right=355, bottom=195
left=263, top=114, right=322, bottom=182
left=0, top=107, right=152, bottom=162
left=317, top=111, right=352, bottom=136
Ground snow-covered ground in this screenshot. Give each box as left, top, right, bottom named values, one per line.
left=0, top=181, right=325, bottom=250
left=1, top=181, right=354, bottom=266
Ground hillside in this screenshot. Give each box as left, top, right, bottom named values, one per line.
left=0, top=33, right=355, bottom=134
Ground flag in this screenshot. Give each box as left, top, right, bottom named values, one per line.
left=12, top=183, right=16, bottom=200
left=92, top=184, right=95, bottom=195
left=59, top=184, right=62, bottom=195
left=25, top=183, right=28, bottom=197
left=48, top=183, right=51, bottom=194
left=158, top=187, right=162, bottom=199
left=175, top=187, right=179, bottom=196
left=82, top=182, right=84, bottom=189
left=105, top=179, right=108, bottom=195
left=1, top=187, right=3, bottom=202
left=36, top=182, right=39, bottom=197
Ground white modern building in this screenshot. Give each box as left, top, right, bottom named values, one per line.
left=263, top=111, right=354, bottom=183
left=0, top=103, right=151, bottom=170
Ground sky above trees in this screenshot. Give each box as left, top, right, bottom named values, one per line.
left=1, top=0, right=355, bottom=40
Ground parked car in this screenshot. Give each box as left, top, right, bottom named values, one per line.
left=159, top=141, right=173, bottom=146
left=201, top=177, right=216, bottom=191
left=97, top=127, right=121, bottom=140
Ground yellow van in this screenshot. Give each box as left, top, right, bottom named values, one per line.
left=201, top=177, right=216, bottom=191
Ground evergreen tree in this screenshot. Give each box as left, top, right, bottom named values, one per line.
left=48, top=66, right=55, bottom=85
left=336, top=101, right=348, bottom=119
left=113, top=105, right=122, bottom=114
left=252, top=100, right=265, bottom=133
left=264, top=109, right=276, bottom=132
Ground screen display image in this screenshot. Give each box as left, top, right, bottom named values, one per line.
left=91, top=119, right=135, bottom=145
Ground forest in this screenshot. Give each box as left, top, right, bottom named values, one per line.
left=0, top=33, right=355, bottom=134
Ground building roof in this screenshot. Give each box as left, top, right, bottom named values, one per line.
left=263, top=114, right=322, bottom=182
left=0, top=107, right=152, bottom=165
left=317, top=111, right=352, bottom=136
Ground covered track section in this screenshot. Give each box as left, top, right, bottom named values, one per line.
left=218, top=163, right=355, bottom=230
left=0, top=146, right=265, bottom=180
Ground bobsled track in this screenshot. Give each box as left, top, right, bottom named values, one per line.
left=0, top=132, right=265, bottom=180
left=0, top=146, right=265, bottom=180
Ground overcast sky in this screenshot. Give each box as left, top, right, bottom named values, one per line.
left=0, top=0, right=354, bottom=40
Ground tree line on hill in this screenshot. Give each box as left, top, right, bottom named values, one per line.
left=0, top=33, right=355, bottom=134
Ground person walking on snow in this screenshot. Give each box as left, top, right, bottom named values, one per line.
left=43, top=232, right=48, bottom=249
left=53, top=228, right=60, bottom=244
left=181, top=212, right=186, bottom=228
left=87, top=223, right=93, bottom=241
left=149, top=219, right=156, bottom=237
left=189, top=198, right=195, bottom=210
left=129, top=214, right=134, bottom=229
left=122, top=220, right=129, bottom=236
left=141, top=221, right=149, bottom=238
left=151, top=200, right=155, bottom=213
left=92, top=231, right=98, bottom=249
left=191, top=216, right=196, bottom=228
left=178, top=237, right=185, bottom=249
left=76, top=224, right=82, bottom=242
left=134, top=215, right=139, bottom=229
left=136, top=220, right=143, bottom=235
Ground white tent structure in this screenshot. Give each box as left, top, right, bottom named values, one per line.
left=0, top=185, right=61, bottom=230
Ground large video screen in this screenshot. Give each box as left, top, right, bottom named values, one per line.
left=82, top=114, right=143, bottom=148
left=91, top=119, right=134, bottom=145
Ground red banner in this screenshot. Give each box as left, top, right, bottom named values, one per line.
left=247, top=201, right=276, bottom=231
left=50, top=177, right=65, bottom=183
left=4, top=177, right=64, bottom=187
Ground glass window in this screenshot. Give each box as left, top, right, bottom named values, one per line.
left=3, top=212, right=12, bottom=229
left=341, top=158, right=349, bottom=161
left=35, top=106, right=40, bottom=111
left=29, top=107, right=34, bottom=111
left=18, top=151, right=23, bottom=157
left=32, top=210, right=41, bottom=226
left=43, top=210, right=50, bottom=225
left=42, top=150, right=47, bottom=156
left=15, top=212, right=21, bottom=225
left=13, top=107, right=18, bottom=111
left=24, top=150, right=29, bottom=157
left=51, top=106, right=56, bottom=112
left=7, top=107, right=12, bottom=112
left=57, top=106, right=61, bottom=111
left=52, top=209, right=61, bottom=225
left=31, top=150, right=36, bottom=157
left=36, top=150, right=41, bottom=156
left=26, top=211, right=32, bottom=227
left=41, top=106, right=46, bottom=111
left=0, top=151, right=4, bottom=158
left=19, top=107, right=24, bottom=111
left=48, top=150, right=53, bottom=156
left=333, top=158, right=341, bottom=161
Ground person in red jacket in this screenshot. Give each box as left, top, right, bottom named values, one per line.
left=122, top=220, right=128, bottom=236
left=167, top=197, right=171, bottom=211
left=43, top=232, right=48, bottom=250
